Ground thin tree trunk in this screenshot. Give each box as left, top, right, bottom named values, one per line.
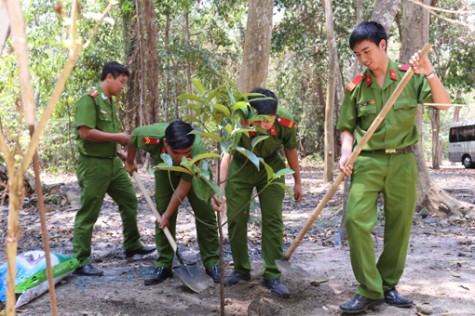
left=237, top=0, right=273, bottom=92
left=430, top=108, right=441, bottom=169
left=163, top=14, right=171, bottom=121
left=323, top=0, right=336, bottom=182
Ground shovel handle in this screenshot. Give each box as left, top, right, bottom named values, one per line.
left=283, top=44, right=432, bottom=260
left=132, top=172, right=177, bottom=252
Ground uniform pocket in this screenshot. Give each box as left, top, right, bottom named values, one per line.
left=356, top=105, right=377, bottom=130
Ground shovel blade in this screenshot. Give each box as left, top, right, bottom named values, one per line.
left=276, top=258, right=310, bottom=277
left=174, top=263, right=213, bottom=293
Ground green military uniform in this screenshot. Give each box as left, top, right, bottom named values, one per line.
left=336, top=60, right=433, bottom=299
left=130, top=123, right=220, bottom=269
left=226, top=108, right=297, bottom=280
left=73, top=86, right=142, bottom=266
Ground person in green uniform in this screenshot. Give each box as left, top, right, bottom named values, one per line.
left=213, top=88, right=303, bottom=298
left=73, top=62, right=155, bottom=276
left=337, top=21, right=451, bottom=313
left=125, top=120, right=221, bottom=285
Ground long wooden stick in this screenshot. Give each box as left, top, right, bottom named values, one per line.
left=132, top=173, right=177, bottom=251
left=282, top=44, right=432, bottom=261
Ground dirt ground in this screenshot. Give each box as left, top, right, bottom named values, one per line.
left=1, top=161, right=474, bottom=316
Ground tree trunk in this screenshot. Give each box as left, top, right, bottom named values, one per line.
left=163, top=14, right=171, bottom=121
left=323, top=0, right=336, bottom=182
left=399, top=0, right=474, bottom=218
left=371, top=0, right=402, bottom=33
left=430, top=107, right=441, bottom=169
left=123, top=0, right=160, bottom=133
left=237, top=0, right=273, bottom=92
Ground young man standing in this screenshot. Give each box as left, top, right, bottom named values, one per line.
left=337, top=22, right=450, bottom=313
left=213, top=88, right=303, bottom=298
left=73, top=62, right=155, bottom=276
left=126, top=120, right=221, bottom=285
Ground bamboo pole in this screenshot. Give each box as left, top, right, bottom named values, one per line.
left=3, top=1, right=114, bottom=314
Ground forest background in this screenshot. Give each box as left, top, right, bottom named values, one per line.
left=0, top=0, right=474, bottom=175
left=0, top=1, right=474, bottom=315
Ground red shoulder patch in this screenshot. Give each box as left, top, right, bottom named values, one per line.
left=142, top=137, right=160, bottom=145
left=89, top=90, right=99, bottom=97
left=398, top=64, right=410, bottom=71
left=277, top=117, right=296, bottom=129
left=346, top=74, right=364, bottom=91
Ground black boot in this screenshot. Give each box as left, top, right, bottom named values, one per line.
left=144, top=267, right=173, bottom=286
left=339, top=294, right=384, bottom=314
left=262, top=278, right=290, bottom=298
left=384, top=288, right=414, bottom=308
left=206, top=266, right=221, bottom=283
left=125, top=245, right=156, bottom=258
left=75, top=264, right=104, bottom=276
left=224, top=270, right=250, bottom=286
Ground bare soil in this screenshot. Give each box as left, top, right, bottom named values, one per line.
left=1, top=162, right=474, bottom=316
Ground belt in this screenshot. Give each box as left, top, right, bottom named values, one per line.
left=363, top=145, right=414, bottom=155
left=79, top=153, right=116, bottom=159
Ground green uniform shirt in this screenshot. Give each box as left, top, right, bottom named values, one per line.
left=74, top=85, right=119, bottom=158
left=336, top=59, right=433, bottom=150
left=130, top=122, right=205, bottom=182
left=236, top=107, right=297, bottom=160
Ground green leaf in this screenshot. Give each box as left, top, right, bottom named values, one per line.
left=182, top=115, right=200, bottom=123
left=184, top=103, right=202, bottom=114
left=259, top=158, right=274, bottom=182
left=235, top=146, right=260, bottom=169
left=187, top=153, right=221, bottom=166
left=211, top=103, right=231, bottom=117
left=275, top=169, right=295, bottom=178
left=200, top=132, right=222, bottom=142
left=192, top=79, right=205, bottom=95
left=153, top=165, right=194, bottom=175
left=177, top=93, right=208, bottom=106
left=192, top=177, right=213, bottom=201
left=160, top=153, right=173, bottom=166
left=232, top=101, right=249, bottom=114
left=231, top=127, right=256, bottom=137
left=251, top=135, right=269, bottom=150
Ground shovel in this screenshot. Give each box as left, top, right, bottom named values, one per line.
left=132, top=172, right=213, bottom=293
left=277, top=44, right=432, bottom=275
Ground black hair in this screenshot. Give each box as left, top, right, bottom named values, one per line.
left=100, top=61, right=130, bottom=81
left=165, top=120, right=195, bottom=149
left=349, top=21, right=387, bottom=51
left=248, top=88, right=278, bottom=115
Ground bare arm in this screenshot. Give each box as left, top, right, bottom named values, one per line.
left=284, top=148, right=303, bottom=202
left=409, top=51, right=451, bottom=110
left=78, top=126, right=130, bottom=146
left=338, top=130, right=354, bottom=177
left=159, top=179, right=192, bottom=229
left=125, top=143, right=138, bottom=175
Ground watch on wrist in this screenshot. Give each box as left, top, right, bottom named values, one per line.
left=425, top=70, right=436, bottom=80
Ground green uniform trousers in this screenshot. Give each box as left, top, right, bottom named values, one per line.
left=154, top=170, right=219, bottom=269
left=226, top=156, right=286, bottom=280
left=346, top=152, right=417, bottom=299
left=73, top=156, right=142, bottom=265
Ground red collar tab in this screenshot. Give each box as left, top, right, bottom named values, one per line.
left=398, top=64, right=410, bottom=71
left=241, top=121, right=249, bottom=126
left=143, top=137, right=160, bottom=145
left=366, top=74, right=372, bottom=87
left=270, top=126, right=277, bottom=136
left=89, top=91, right=99, bottom=97
left=390, top=69, right=397, bottom=80
left=277, top=117, right=296, bottom=129
left=346, top=74, right=364, bottom=91
left=161, top=147, right=166, bottom=154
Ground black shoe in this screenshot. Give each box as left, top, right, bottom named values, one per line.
left=224, top=270, right=250, bottom=286
left=144, top=267, right=173, bottom=286
left=262, top=278, right=290, bottom=298
left=206, top=266, right=221, bottom=283
left=339, top=294, right=384, bottom=314
left=384, top=288, right=414, bottom=308
left=125, top=245, right=156, bottom=258
left=75, top=264, right=104, bottom=276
